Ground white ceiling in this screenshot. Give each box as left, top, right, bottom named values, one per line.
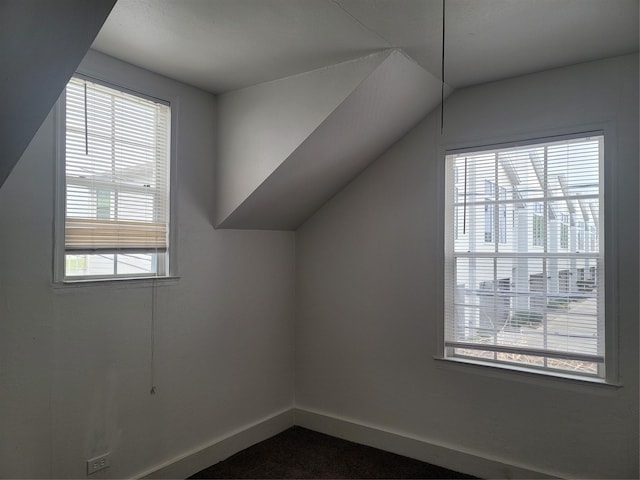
left=92, top=0, right=639, bottom=94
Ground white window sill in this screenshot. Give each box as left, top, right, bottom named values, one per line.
left=51, top=276, right=180, bottom=292
left=434, top=356, right=621, bottom=394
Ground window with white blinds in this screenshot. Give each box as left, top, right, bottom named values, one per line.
left=444, top=134, right=604, bottom=378
left=60, top=76, right=171, bottom=279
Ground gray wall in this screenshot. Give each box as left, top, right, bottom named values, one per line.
left=0, top=51, right=295, bottom=478
left=215, top=52, right=386, bottom=225
left=295, top=54, right=639, bottom=478
left=0, top=0, right=115, bottom=188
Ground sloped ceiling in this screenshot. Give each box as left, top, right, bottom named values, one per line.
left=0, top=0, right=116, bottom=189
left=215, top=50, right=392, bottom=226
left=93, top=0, right=639, bottom=94
left=86, top=0, right=638, bottom=230
left=334, top=0, right=640, bottom=88
left=218, top=50, right=447, bottom=230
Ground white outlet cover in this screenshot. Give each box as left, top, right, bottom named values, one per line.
left=86, top=453, right=110, bottom=475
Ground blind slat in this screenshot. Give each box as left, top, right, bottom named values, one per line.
left=445, top=134, right=604, bottom=377
left=64, top=77, right=171, bottom=272
left=66, top=218, right=167, bottom=249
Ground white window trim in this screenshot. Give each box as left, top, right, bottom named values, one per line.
left=437, top=125, right=620, bottom=387
left=53, top=73, right=179, bottom=284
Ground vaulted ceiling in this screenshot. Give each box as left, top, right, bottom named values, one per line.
left=3, top=1, right=638, bottom=229
left=94, top=0, right=639, bottom=94
left=91, top=0, right=639, bottom=230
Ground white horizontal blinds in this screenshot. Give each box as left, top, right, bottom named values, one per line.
left=445, top=135, right=603, bottom=376
left=64, top=77, right=170, bottom=253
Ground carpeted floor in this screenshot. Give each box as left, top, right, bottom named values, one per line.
left=189, top=426, right=477, bottom=479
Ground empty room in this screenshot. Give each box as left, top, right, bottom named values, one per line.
left=0, top=0, right=638, bottom=478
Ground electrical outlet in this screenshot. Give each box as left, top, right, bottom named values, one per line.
left=86, top=453, right=110, bottom=475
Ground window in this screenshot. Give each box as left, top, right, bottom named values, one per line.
left=498, top=185, right=507, bottom=244
left=482, top=181, right=507, bottom=244
left=532, top=203, right=545, bottom=247
left=57, top=76, right=171, bottom=280
left=577, top=221, right=585, bottom=251
left=445, top=134, right=604, bottom=378
left=484, top=180, right=494, bottom=242
left=454, top=187, right=459, bottom=240
left=560, top=214, right=569, bottom=249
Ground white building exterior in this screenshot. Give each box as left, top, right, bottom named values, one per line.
left=446, top=135, right=603, bottom=373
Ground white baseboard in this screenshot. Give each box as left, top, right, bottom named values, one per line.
left=134, top=407, right=559, bottom=479
left=294, top=407, right=560, bottom=479
left=137, top=409, right=294, bottom=479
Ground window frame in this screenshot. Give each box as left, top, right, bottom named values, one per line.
left=440, top=129, right=619, bottom=385
left=54, top=73, right=178, bottom=283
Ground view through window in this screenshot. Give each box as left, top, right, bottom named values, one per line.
left=61, top=77, right=171, bottom=279
left=444, top=134, right=604, bottom=377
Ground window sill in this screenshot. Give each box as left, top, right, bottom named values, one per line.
left=51, top=275, right=180, bottom=292
left=433, top=356, right=622, bottom=394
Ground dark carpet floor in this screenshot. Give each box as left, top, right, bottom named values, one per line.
left=189, top=426, right=477, bottom=479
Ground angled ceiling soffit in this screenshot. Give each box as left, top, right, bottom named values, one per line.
left=216, top=49, right=448, bottom=230
left=0, top=0, right=116, bottom=189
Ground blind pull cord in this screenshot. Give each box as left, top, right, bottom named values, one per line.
left=150, top=280, right=157, bottom=395
left=440, top=0, right=446, bottom=135
left=463, top=157, right=468, bottom=235
left=83, top=82, right=89, bottom=156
